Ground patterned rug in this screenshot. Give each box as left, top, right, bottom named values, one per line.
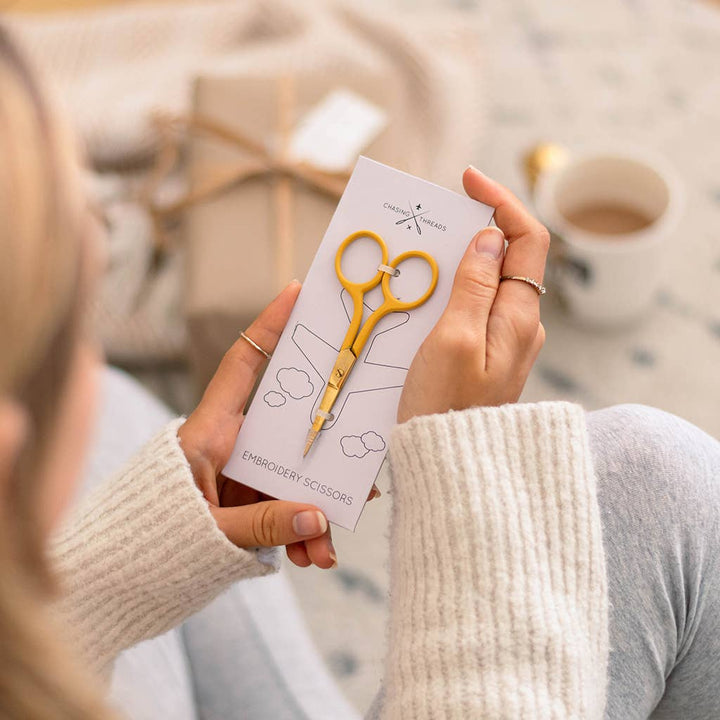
left=285, top=0, right=720, bottom=713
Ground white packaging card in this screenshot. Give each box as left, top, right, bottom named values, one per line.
left=223, top=157, right=494, bottom=530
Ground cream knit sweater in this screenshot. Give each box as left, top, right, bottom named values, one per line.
left=52, top=401, right=608, bottom=718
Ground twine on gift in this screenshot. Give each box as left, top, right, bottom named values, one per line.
left=140, top=76, right=350, bottom=288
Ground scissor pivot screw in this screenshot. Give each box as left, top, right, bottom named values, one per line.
left=336, top=369, right=344, bottom=377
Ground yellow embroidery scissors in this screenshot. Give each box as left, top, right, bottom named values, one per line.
left=303, top=230, right=439, bottom=457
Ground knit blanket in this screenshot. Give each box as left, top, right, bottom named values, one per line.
left=5, top=0, right=482, bottom=364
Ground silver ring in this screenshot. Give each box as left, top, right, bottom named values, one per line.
left=239, top=331, right=272, bottom=359
left=499, top=275, right=546, bottom=296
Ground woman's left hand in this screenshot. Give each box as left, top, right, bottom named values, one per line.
left=178, top=281, right=352, bottom=570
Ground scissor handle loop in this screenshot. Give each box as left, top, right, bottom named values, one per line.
left=334, top=230, right=389, bottom=295
left=381, top=250, right=439, bottom=311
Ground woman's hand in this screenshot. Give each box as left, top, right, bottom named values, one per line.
left=397, top=167, right=550, bottom=423
left=178, top=282, right=342, bottom=569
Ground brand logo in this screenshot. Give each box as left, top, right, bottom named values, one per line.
left=382, top=201, right=447, bottom=234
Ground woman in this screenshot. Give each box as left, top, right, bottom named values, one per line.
left=1, top=27, right=719, bottom=720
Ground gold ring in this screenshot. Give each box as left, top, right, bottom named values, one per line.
left=239, top=331, right=272, bottom=359
left=499, top=275, right=546, bottom=296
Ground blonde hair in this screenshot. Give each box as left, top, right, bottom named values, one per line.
left=0, top=27, right=113, bottom=719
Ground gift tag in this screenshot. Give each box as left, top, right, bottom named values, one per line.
left=289, top=89, right=388, bottom=172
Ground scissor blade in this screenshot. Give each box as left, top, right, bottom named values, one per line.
left=302, top=350, right=357, bottom=457
left=303, top=428, right=319, bottom=457
left=303, top=412, right=326, bottom=457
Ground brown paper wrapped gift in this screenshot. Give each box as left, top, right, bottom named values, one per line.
left=182, top=69, right=405, bottom=387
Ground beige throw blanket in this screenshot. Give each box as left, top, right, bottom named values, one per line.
left=5, top=0, right=483, bottom=364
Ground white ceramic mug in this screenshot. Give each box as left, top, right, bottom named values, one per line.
left=534, top=148, right=683, bottom=327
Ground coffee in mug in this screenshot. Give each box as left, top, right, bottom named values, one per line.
left=563, top=202, right=654, bottom=236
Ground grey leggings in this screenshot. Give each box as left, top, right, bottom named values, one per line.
left=588, top=404, right=720, bottom=719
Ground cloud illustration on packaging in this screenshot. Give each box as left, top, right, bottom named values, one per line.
left=264, top=391, right=286, bottom=408
left=341, top=435, right=370, bottom=458
left=277, top=368, right=314, bottom=399
left=361, top=431, right=385, bottom=452
left=340, top=431, right=386, bottom=459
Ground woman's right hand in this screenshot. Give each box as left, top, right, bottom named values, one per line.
left=397, top=167, right=550, bottom=424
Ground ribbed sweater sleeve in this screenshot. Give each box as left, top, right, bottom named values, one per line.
left=50, top=418, right=279, bottom=675
left=380, top=401, right=608, bottom=719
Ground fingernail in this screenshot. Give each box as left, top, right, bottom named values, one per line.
left=293, top=510, right=327, bottom=536
left=372, top=484, right=382, bottom=499
left=474, top=226, right=505, bottom=258
left=466, top=164, right=485, bottom=176
left=328, top=542, right=338, bottom=568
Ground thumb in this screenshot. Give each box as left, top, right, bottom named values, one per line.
left=444, top=226, right=505, bottom=326
left=210, top=501, right=328, bottom=548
